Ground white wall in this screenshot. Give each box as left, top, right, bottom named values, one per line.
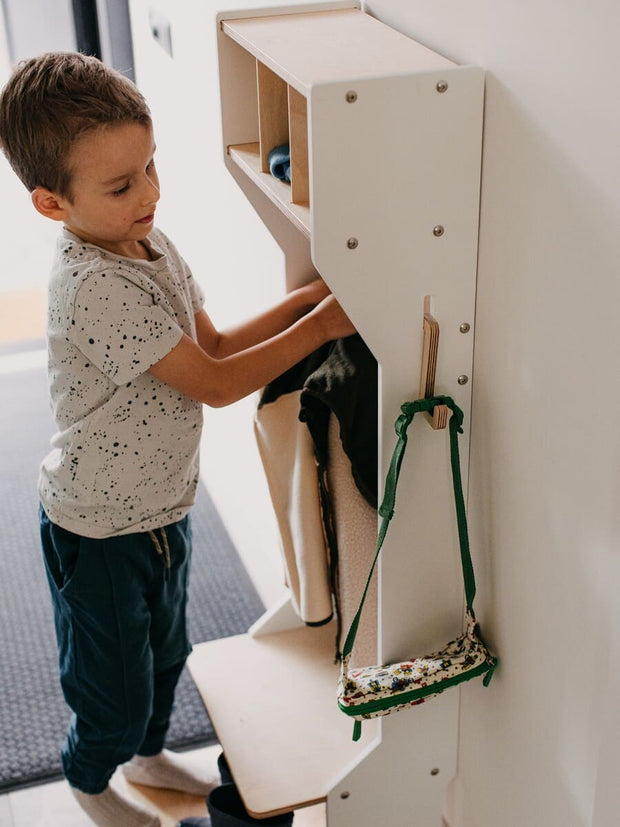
left=1, top=0, right=75, bottom=61
left=0, top=7, right=59, bottom=297
left=364, top=1, right=620, bottom=825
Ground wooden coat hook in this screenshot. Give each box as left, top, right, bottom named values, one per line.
left=419, top=296, right=448, bottom=429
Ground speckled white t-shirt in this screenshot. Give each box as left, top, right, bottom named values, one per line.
left=39, top=227, right=205, bottom=538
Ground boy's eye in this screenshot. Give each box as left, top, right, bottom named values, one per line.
left=112, top=183, right=130, bottom=196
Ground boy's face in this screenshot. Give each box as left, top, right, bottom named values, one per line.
left=53, top=121, right=160, bottom=258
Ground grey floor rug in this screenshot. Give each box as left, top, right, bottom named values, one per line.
left=0, top=360, right=264, bottom=792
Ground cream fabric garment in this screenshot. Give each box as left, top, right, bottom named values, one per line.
left=254, top=390, right=333, bottom=625
left=255, top=392, right=377, bottom=663
left=326, top=415, right=377, bottom=667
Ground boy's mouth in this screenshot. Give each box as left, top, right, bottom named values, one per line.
left=136, top=213, right=155, bottom=224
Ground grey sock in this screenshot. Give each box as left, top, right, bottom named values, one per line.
left=122, top=748, right=220, bottom=796
left=70, top=783, right=161, bottom=827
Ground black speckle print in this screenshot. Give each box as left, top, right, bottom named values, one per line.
left=39, top=227, right=205, bottom=538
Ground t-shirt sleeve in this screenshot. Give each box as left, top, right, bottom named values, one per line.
left=69, top=270, right=183, bottom=385
left=151, top=227, right=204, bottom=315
left=187, top=268, right=204, bottom=314
left=172, top=243, right=204, bottom=315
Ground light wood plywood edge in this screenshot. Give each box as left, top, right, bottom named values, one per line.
left=222, top=9, right=456, bottom=96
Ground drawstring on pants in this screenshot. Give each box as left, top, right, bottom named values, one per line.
left=149, top=527, right=171, bottom=579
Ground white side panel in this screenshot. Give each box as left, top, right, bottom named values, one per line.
left=310, top=68, right=484, bottom=656
left=310, top=67, right=483, bottom=380
left=310, top=65, right=484, bottom=824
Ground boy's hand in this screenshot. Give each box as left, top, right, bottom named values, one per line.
left=313, top=294, right=357, bottom=341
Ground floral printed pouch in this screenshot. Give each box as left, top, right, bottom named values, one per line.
left=337, top=397, right=497, bottom=741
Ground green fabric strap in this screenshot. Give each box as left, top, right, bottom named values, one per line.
left=341, top=396, right=476, bottom=661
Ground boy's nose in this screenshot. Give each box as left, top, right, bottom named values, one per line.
left=146, top=184, right=160, bottom=205
left=141, top=175, right=160, bottom=204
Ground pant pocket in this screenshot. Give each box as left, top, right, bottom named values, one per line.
left=41, top=510, right=83, bottom=594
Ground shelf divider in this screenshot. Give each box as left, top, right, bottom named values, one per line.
left=288, top=85, right=310, bottom=206
left=257, top=61, right=290, bottom=173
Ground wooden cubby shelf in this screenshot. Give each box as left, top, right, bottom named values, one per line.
left=204, top=3, right=485, bottom=823
left=226, top=47, right=312, bottom=235
left=220, top=8, right=455, bottom=94
left=220, top=6, right=456, bottom=243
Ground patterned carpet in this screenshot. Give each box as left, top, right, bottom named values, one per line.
left=0, top=361, right=264, bottom=792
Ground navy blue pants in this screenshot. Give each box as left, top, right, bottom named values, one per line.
left=40, top=506, right=193, bottom=794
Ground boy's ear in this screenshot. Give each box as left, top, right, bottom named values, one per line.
left=31, top=187, right=68, bottom=221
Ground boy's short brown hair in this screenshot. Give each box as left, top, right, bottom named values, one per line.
left=0, top=51, right=151, bottom=199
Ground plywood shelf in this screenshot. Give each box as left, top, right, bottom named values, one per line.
left=221, top=7, right=459, bottom=246
left=214, top=4, right=485, bottom=822
left=187, top=622, right=376, bottom=818
left=222, top=8, right=456, bottom=97
left=228, top=143, right=311, bottom=237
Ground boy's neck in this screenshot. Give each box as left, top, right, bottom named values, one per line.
left=138, top=240, right=154, bottom=261
left=64, top=226, right=154, bottom=261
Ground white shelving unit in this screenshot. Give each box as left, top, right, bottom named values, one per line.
left=188, top=4, right=484, bottom=823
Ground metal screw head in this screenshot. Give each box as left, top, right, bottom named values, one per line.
left=460, top=322, right=471, bottom=334
left=457, top=375, right=469, bottom=385
left=436, top=80, right=448, bottom=93
left=346, top=90, right=358, bottom=103
left=433, top=225, right=445, bottom=237
left=346, top=237, right=359, bottom=250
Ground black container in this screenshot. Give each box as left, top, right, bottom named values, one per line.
left=217, top=752, right=234, bottom=786
left=207, top=784, right=294, bottom=827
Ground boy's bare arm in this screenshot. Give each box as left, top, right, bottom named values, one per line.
left=194, top=279, right=330, bottom=358
left=148, top=294, right=355, bottom=408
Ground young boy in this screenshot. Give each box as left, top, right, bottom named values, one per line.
left=0, top=52, right=354, bottom=827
